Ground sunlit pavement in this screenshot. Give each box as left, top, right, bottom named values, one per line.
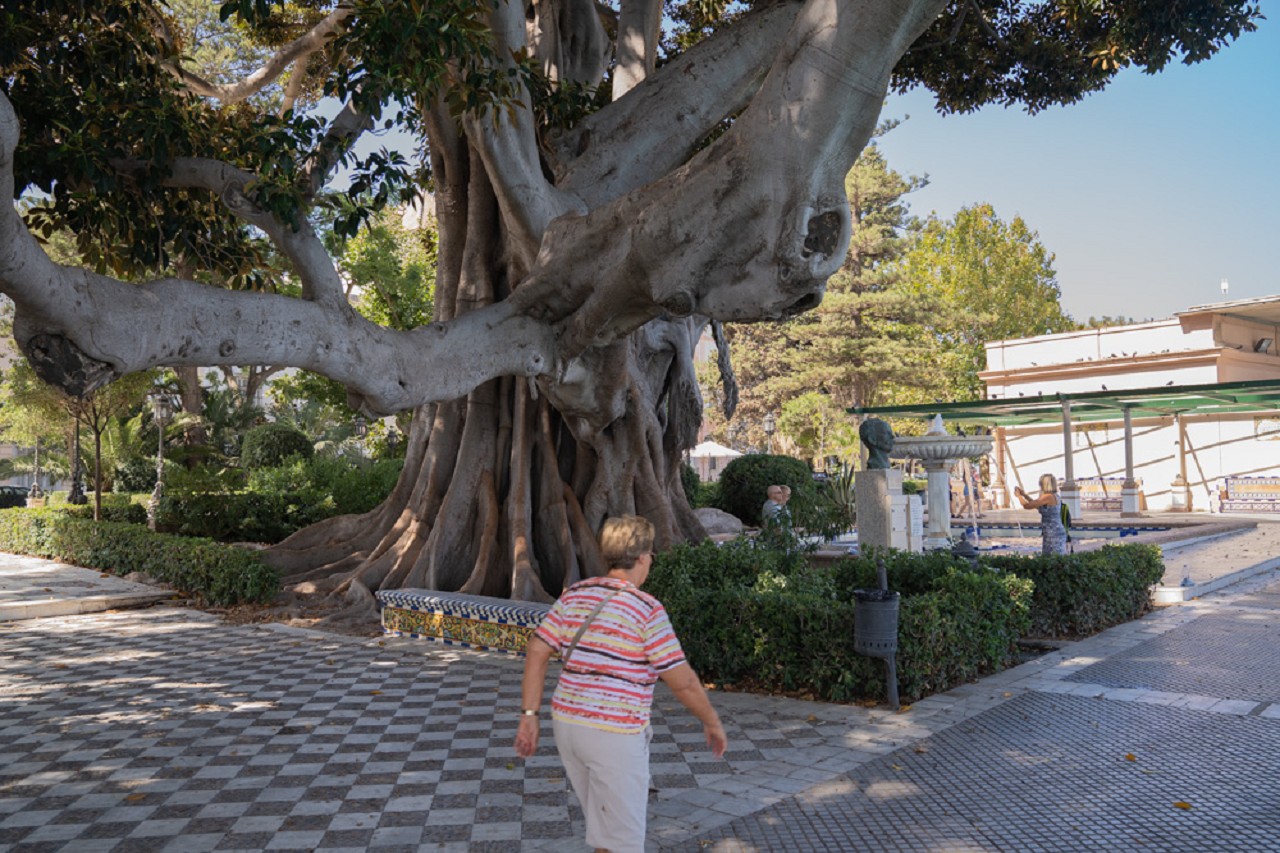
left=1, top=544, right=1279, bottom=852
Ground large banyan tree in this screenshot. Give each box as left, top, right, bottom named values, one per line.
left=0, top=1, right=1259, bottom=604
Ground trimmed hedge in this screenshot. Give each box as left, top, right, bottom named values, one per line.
left=63, top=494, right=148, bottom=524
left=716, top=454, right=814, bottom=526
left=0, top=508, right=279, bottom=606
left=983, top=544, right=1165, bottom=638
left=647, top=541, right=1033, bottom=703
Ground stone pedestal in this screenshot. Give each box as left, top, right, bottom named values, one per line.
left=1121, top=480, right=1142, bottom=517
left=1169, top=475, right=1192, bottom=512
left=855, top=469, right=901, bottom=552
left=1059, top=483, right=1081, bottom=520
left=889, top=494, right=924, bottom=552
left=922, top=460, right=952, bottom=550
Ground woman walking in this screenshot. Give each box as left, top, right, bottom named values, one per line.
left=1014, top=473, right=1068, bottom=556
left=515, top=515, right=727, bottom=853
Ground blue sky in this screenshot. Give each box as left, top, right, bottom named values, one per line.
left=873, top=10, right=1280, bottom=324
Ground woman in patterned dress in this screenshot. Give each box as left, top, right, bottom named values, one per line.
left=515, top=515, right=727, bottom=853
left=1014, top=473, right=1067, bottom=556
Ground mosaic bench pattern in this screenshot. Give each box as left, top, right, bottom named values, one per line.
left=376, top=589, right=551, bottom=655
left=1074, top=477, right=1141, bottom=512
left=1219, top=477, right=1280, bottom=514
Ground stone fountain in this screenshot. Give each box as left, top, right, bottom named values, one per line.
left=891, top=416, right=994, bottom=551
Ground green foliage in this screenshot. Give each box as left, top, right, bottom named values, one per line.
left=159, top=457, right=404, bottom=543
left=647, top=542, right=1032, bottom=702
left=895, top=203, right=1074, bottom=401
left=716, top=454, right=813, bottom=527
left=0, top=508, right=278, bottom=605
left=680, top=462, right=700, bottom=506
left=113, top=456, right=156, bottom=493
left=62, top=494, right=147, bottom=525
left=240, top=422, right=314, bottom=469
left=983, top=544, right=1164, bottom=638
left=778, top=393, right=858, bottom=467
left=893, top=1, right=1260, bottom=115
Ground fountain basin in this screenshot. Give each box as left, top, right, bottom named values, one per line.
left=891, top=434, right=993, bottom=461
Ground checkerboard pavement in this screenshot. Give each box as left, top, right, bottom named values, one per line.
left=0, top=606, right=936, bottom=852
left=6, top=564, right=1280, bottom=852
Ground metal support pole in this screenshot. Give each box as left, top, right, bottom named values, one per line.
left=1121, top=407, right=1141, bottom=516
left=1059, top=399, right=1080, bottom=519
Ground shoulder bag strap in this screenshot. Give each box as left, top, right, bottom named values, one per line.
left=560, top=588, right=624, bottom=665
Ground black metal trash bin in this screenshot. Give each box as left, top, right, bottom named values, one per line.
left=853, top=589, right=900, bottom=658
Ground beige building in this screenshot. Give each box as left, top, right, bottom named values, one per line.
left=856, top=296, right=1280, bottom=515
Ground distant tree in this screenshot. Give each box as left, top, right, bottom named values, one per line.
left=0, top=360, right=155, bottom=518
left=1082, top=315, right=1142, bottom=329
left=897, top=203, right=1075, bottom=400
left=778, top=392, right=857, bottom=468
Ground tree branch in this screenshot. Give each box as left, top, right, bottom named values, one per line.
left=0, top=89, right=554, bottom=414
left=611, top=0, right=663, bottom=99
left=165, top=4, right=355, bottom=105
left=123, top=156, right=347, bottom=309
left=551, top=0, right=801, bottom=207
left=303, top=98, right=374, bottom=198
left=463, top=0, right=588, bottom=269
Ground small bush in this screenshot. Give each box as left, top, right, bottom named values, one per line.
left=63, top=494, right=148, bottom=524
left=983, top=543, right=1164, bottom=638
left=241, top=423, right=314, bottom=469
left=113, top=456, right=157, bottom=493
left=716, top=454, right=814, bottom=526
left=0, top=508, right=278, bottom=605
left=680, top=463, right=700, bottom=506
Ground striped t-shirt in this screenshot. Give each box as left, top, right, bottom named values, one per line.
left=534, top=577, right=686, bottom=734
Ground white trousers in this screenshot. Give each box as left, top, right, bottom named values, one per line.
left=553, top=717, right=652, bottom=853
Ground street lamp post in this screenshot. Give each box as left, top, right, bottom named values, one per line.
left=147, top=391, right=176, bottom=531
left=67, top=419, right=87, bottom=505
left=354, top=416, right=368, bottom=465
left=763, top=412, right=776, bottom=454
left=29, top=439, right=43, bottom=502
left=386, top=426, right=399, bottom=457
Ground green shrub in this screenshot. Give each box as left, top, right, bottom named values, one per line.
left=695, top=480, right=722, bottom=510
left=716, top=454, right=814, bottom=526
left=647, top=541, right=1032, bottom=703
left=157, top=491, right=330, bottom=543
left=983, top=543, right=1164, bottom=638
left=240, top=423, right=314, bottom=469
left=113, top=456, right=157, bottom=493
left=0, top=508, right=278, bottom=605
left=63, top=494, right=148, bottom=524
left=680, top=463, right=700, bottom=505
left=159, top=457, right=404, bottom=544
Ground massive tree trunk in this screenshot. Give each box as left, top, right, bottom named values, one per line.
left=0, top=0, right=951, bottom=603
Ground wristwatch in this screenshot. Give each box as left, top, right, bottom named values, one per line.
left=520, top=709, right=538, bottom=717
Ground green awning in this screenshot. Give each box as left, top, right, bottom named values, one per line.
left=849, top=379, right=1280, bottom=427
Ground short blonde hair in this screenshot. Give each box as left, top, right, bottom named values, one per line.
left=599, top=515, right=655, bottom=569
left=1039, top=473, right=1059, bottom=494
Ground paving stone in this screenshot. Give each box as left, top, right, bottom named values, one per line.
left=674, top=692, right=1280, bottom=852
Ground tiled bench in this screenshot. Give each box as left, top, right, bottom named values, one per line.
left=1076, top=477, right=1141, bottom=512
left=1217, top=477, right=1280, bottom=514
left=376, top=589, right=551, bottom=655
